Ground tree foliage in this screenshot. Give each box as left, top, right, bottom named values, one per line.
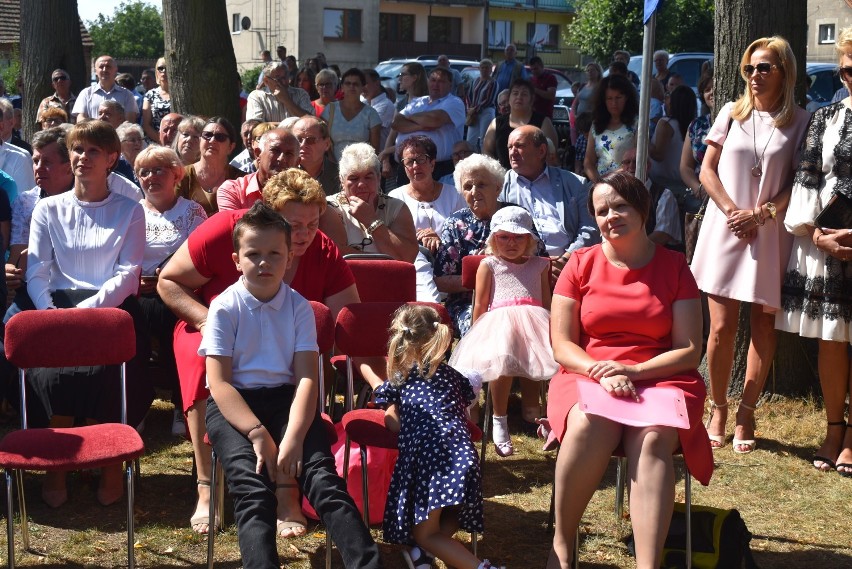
left=568, top=0, right=714, bottom=64
left=86, top=1, right=165, bottom=58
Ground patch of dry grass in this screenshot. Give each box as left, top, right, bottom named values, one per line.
left=0, top=396, right=850, bottom=568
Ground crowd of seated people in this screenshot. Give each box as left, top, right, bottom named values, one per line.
left=0, top=35, right=849, bottom=569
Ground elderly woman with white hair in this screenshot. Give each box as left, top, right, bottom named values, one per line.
left=116, top=122, right=146, bottom=182
left=434, top=153, right=545, bottom=337
left=324, top=142, right=419, bottom=262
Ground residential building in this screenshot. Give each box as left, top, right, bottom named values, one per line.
left=807, top=0, right=852, bottom=62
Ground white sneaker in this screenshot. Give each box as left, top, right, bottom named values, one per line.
left=172, top=408, right=186, bottom=437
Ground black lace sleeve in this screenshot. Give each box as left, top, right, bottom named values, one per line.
left=793, top=104, right=831, bottom=192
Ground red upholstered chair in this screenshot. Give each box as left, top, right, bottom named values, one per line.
left=206, top=301, right=337, bottom=569
left=344, top=257, right=417, bottom=303
left=0, top=308, right=143, bottom=569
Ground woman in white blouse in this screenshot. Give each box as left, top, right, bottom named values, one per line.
left=135, top=145, right=207, bottom=435
left=22, top=121, right=152, bottom=508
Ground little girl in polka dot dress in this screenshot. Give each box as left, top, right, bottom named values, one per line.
left=374, top=304, right=503, bottom=569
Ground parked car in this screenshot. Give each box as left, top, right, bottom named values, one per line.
left=626, top=52, right=713, bottom=96
left=806, top=62, right=841, bottom=110
left=375, top=58, right=480, bottom=94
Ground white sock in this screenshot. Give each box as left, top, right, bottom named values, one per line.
left=492, top=415, right=510, bottom=445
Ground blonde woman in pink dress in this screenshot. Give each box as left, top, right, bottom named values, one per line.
left=692, top=37, right=810, bottom=454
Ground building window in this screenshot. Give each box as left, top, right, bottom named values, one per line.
left=489, top=20, right=512, bottom=48
left=819, top=23, right=836, bottom=44
left=380, top=13, right=415, bottom=42
left=527, top=23, right=559, bottom=51
left=231, top=13, right=241, bottom=33
left=428, top=16, right=461, bottom=44
left=323, top=9, right=362, bottom=41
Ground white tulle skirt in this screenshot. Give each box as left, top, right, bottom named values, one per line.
left=449, top=305, right=558, bottom=382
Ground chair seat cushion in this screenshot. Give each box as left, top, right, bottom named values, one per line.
left=341, top=409, right=398, bottom=449
left=0, top=424, right=145, bottom=470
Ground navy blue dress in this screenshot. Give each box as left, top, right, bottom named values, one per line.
left=374, top=363, right=484, bottom=544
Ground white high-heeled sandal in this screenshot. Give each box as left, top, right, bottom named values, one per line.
left=705, top=400, right=728, bottom=449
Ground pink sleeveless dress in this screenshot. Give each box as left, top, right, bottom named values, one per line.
left=449, top=255, right=558, bottom=382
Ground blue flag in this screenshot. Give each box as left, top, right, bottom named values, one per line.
left=644, top=0, right=662, bottom=24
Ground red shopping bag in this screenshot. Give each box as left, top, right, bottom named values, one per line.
left=302, top=421, right=398, bottom=524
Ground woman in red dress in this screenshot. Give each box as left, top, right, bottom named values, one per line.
left=546, top=171, right=713, bottom=569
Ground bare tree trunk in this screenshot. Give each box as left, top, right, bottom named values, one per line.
left=19, top=0, right=86, bottom=142
left=162, top=0, right=241, bottom=137
left=711, top=0, right=816, bottom=400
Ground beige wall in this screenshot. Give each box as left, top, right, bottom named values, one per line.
left=377, top=2, right=484, bottom=45
left=807, top=1, right=852, bottom=62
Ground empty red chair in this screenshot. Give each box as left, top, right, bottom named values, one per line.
left=0, top=308, right=143, bottom=569
left=345, top=257, right=417, bottom=302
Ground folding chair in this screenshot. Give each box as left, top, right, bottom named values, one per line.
left=344, top=257, right=417, bottom=303
left=0, top=308, right=143, bottom=569
left=206, top=301, right=338, bottom=569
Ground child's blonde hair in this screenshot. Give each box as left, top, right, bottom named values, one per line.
left=386, top=305, right=452, bottom=385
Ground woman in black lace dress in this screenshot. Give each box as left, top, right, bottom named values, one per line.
left=776, top=27, right=852, bottom=477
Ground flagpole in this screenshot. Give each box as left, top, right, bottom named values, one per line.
left=636, top=8, right=657, bottom=183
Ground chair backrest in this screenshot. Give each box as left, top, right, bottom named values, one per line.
left=5, top=308, right=136, bottom=368
left=334, top=301, right=450, bottom=359
left=345, top=258, right=417, bottom=303
left=461, top=255, right=486, bottom=290
left=308, top=301, right=334, bottom=354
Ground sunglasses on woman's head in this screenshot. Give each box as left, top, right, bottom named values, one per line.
left=201, top=131, right=230, bottom=143
left=742, top=62, right=778, bottom=76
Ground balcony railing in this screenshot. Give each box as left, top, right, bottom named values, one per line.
left=488, top=0, right=575, bottom=11
left=379, top=40, right=482, bottom=62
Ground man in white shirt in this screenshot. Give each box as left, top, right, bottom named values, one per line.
left=229, top=119, right=260, bottom=173
left=389, top=67, right=465, bottom=185
left=362, top=69, right=394, bottom=148
left=72, top=55, right=139, bottom=123
left=246, top=62, right=314, bottom=122
left=0, top=139, right=35, bottom=205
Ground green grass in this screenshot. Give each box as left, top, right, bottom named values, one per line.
left=0, top=396, right=850, bottom=568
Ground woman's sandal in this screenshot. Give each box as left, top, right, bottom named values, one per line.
left=836, top=422, right=852, bottom=478
left=190, top=479, right=214, bottom=534
left=733, top=401, right=757, bottom=455
left=704, top=400, right=728, bottom=449
left=812, top=421, right=846, bottom=471
left=402, top=546, right=435, bottom=569
left=275, top=482, right=307, bottom=538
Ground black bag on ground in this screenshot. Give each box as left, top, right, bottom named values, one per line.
left=626, top=503, right=759, bottom=568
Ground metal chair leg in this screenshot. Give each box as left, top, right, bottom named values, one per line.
left=6, top=470, right=15, bottom=569
left=17, top=471, right=28, bottom=551
left=615, top=457, right=627, bottom=520
left=472, top=531, right=478, bottom=556
left=685, top=466, right=692, bottom=569
left=572, top=530, right=579, bottom=569
left=479, top=383, right=492, bottom=477
left=207, top=449, right=219, bottom=569
left=360, top=445, right=369, bottom=526
left=126, top=462, right=136, bottom=569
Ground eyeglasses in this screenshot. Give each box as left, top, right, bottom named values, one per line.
left=402, top=155, right=429, bottom=168
left=52, top=75, right=69, bottom=82
left=157, top=66, right=167, bottom=72
left=840, top=66, right=852, bottom=81
left=138, top=167, right=167, bottom=178
left=742, top=62, right=778, bottom=76
left=296, top=135, right=321, bottom=146
left=397, top=72, right=411, bottom=78
left=201, top=131, right=230, bottom=143
left=316, top=82, right=334, bottom=89
left=495, top=233, right=526, bottom=243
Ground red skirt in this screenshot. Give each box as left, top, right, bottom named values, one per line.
left=547, top=370, right=713, bottom=486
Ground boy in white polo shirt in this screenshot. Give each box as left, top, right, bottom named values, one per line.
left=199, top=202, right=381, bottom=569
